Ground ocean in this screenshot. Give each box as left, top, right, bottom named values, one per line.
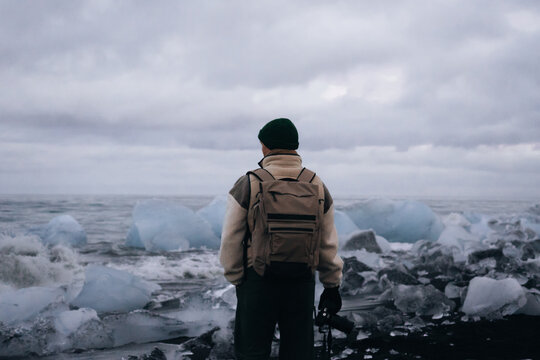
left=0, top=195, right=539, bottom=359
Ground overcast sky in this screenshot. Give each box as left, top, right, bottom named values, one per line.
left=1, top=0, right=539, bottom=198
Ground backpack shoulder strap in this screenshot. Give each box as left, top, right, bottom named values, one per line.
left=247, top=168, right=275, bottom=182
left=296, top=167, right=316, bottom=183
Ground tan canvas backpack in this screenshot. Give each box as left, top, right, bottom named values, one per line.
left=245, top=167, right=324, bottom=279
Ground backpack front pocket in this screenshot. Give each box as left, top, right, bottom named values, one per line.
left=269, top=225, right=314, bottom=263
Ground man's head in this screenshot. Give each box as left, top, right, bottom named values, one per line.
left=258, top=118, right=299, bottom=151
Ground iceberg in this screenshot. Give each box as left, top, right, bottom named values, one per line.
left=71, top=265, right=160, bottom=313
left=197, top=195, right=227, bottom=238
left=41, top=214, right=87, bottom=247
left=334, top=210, right=359, bottom=243
left=343, top=199, right=444, bottom=243
left=126, top=199, right=219, bottom=251
left=461, top=277, right=527, bottom=318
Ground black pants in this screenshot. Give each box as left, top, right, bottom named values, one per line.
left=234, top=267, right=315, bottom=360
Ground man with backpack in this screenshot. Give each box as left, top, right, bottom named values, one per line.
left=220, top=118, right=343, bottom=359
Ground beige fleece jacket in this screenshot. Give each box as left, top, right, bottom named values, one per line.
left=219, top=151, right=343, bottom=288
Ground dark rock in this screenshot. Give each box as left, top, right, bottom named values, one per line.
left=181, top=327, right=219, bottom=360
left=521, top=243, right=536, bottom=261
left=430, top=276, right=452, bottom=292
left=378, top=268, right=419, bottom=285
left=146, top=348, right=167, bottom=360
left=128, top=347, right=167, bottom=360
left=343, top=256, right=373, bottom=273
left=523, top=275, right=540, bottom=290
left=377, top=313, right=404, bottom=333
left=530, top=239, right=540, bottom=253
left=468, top=248, right=504, bottom=264
left=341, top=272, right=365, bottom=295
left=343, top=230, right=381, bottom=253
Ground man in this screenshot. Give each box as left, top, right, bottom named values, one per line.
left=220, top=118, right=343, bottom=359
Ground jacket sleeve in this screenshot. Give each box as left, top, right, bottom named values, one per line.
left=219, top=175, right=250, bottom=285
left=317, top=184, right=344, bottom=288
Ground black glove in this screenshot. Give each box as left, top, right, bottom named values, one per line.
left=318, top=286, right=342, bottom=315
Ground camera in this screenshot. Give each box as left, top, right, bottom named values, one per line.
left=315, top=308, right=354, bottom=334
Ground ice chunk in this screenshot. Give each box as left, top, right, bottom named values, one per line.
left=522, top=217, right=540, bottom=236
left=196, top=195, right=227, bottom=238
left=103, top=310, right=186, bottom=347
left=41, top=215, right=87, bottom=247
left=444, top=283, right=465, bottom=300
left=334, top=210, right=359, bottom=242
left=343, top=199, right=444, bottom=243
left=345, top=249, right=386, bottom=269
left=516, top=289, right=540, bottom=316
left=71, top=265, right=160, bottom=313
left=0, top=286, right=65, bottom=325
left=461, top=277, right=527, bottom=318
left=126, top=199, right=219, bottom=251
left=389, top=242, right=414, bottom=251
left=379, top=268, right=419, bottom=285
left=376, top=235, right=391, bottom=253
left=392, top=284, right=454, bottom=316
left=437, top=225, right=483, bottom=262
left=0, top=307, right=113, bottom=357
left=54, top=308, right=99, bottom=336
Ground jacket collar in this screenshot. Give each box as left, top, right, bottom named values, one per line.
left=258, top=149, right=302, bottom=168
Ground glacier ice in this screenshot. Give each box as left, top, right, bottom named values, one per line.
left=392, top=284, right=455, bottom=316
left=54, top=308, right=99, bottom=336
left=71, top=265, right=161, bottom=313
left=345, top=249, right=386, bottom=269
left=102, top=310, right=186, bottom=347
left=41, top=214, right=87, bottom=247
left=376, top=235, right=391, bottom=253
left=516, top=289, right=540, bottom=316
left=461, top=277, right=527, bottom=318
left=334, top=209, right=359, bottom=242
left=437, top=224, right=483, bottom=262
left=196, top=195, right=227, bottom=238
left=343, top=199, right=444, bottom=243
left=126, top=199, right=219, bottom=251
left=0, top=286, right=66, bottom=325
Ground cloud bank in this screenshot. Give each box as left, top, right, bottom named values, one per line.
left=0, top=0, right=539, bottom=197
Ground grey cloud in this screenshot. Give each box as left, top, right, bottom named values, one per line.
left=1, top=0, right=540, bottom=196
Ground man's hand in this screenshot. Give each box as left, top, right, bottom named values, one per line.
left=318, top=286, right=342, bottom=315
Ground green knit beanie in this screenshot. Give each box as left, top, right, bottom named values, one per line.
left=258, top=118, right=299, bottom=150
